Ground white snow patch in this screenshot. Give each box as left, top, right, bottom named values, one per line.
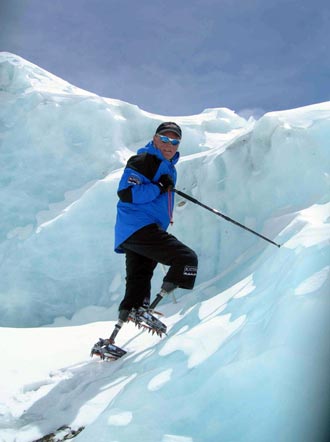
left=148, top=369, right=173, bottom=391
left=162, top=435, right=193, bottom=442
left=107, top=410, right=133, bottom=426
left=198, top=275, right=255, bottom=321
left=295, top=266, right=330, bottom=296
left=160, top=314, right=246, bottom=368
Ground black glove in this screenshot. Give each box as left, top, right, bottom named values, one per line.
left=157, top=174, right=174, bottom=193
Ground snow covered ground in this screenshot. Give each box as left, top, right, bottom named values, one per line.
left=0, top=53, right=329, bottom=442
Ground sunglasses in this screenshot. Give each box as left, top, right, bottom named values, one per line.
left=157, top=134, right=181, bottom=146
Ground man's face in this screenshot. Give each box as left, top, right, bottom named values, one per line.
left=153, top=131, right=181, bottom=160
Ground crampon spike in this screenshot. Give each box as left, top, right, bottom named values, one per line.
left=90, top=338, right=127, bottom=361
left=127, top=307, right=167, bottom=337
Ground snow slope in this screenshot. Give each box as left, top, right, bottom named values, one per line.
left=0, top=53, right=329, bottom=442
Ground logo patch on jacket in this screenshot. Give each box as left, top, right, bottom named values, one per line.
left=128, top=174, right=141, bottom=185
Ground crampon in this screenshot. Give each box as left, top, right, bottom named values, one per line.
left=128, top=308, right=167, bottom=337
left=90, top=338, right=127, bottom=361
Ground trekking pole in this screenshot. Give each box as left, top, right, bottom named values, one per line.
left=161, top=264, right=177, bottom=304
left=174, top=189, right=281, bottom=248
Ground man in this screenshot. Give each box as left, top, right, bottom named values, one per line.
left=110, top=122, right=198, bottom=344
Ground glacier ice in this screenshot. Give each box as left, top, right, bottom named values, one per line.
left=0, top=53, right=329, bottom=442
left=1, top=53, right=329, bottom=328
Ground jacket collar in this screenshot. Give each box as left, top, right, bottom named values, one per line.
left=137, top=141, right=180, bottom=165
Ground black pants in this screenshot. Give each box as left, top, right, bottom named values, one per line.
left=119, top=224, right=198, bottom=311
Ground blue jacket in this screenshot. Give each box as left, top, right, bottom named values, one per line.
left=114, top=141, right=179, bottom=252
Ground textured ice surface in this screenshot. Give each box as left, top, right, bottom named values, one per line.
left=0, top=53, right=329, bottom=442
